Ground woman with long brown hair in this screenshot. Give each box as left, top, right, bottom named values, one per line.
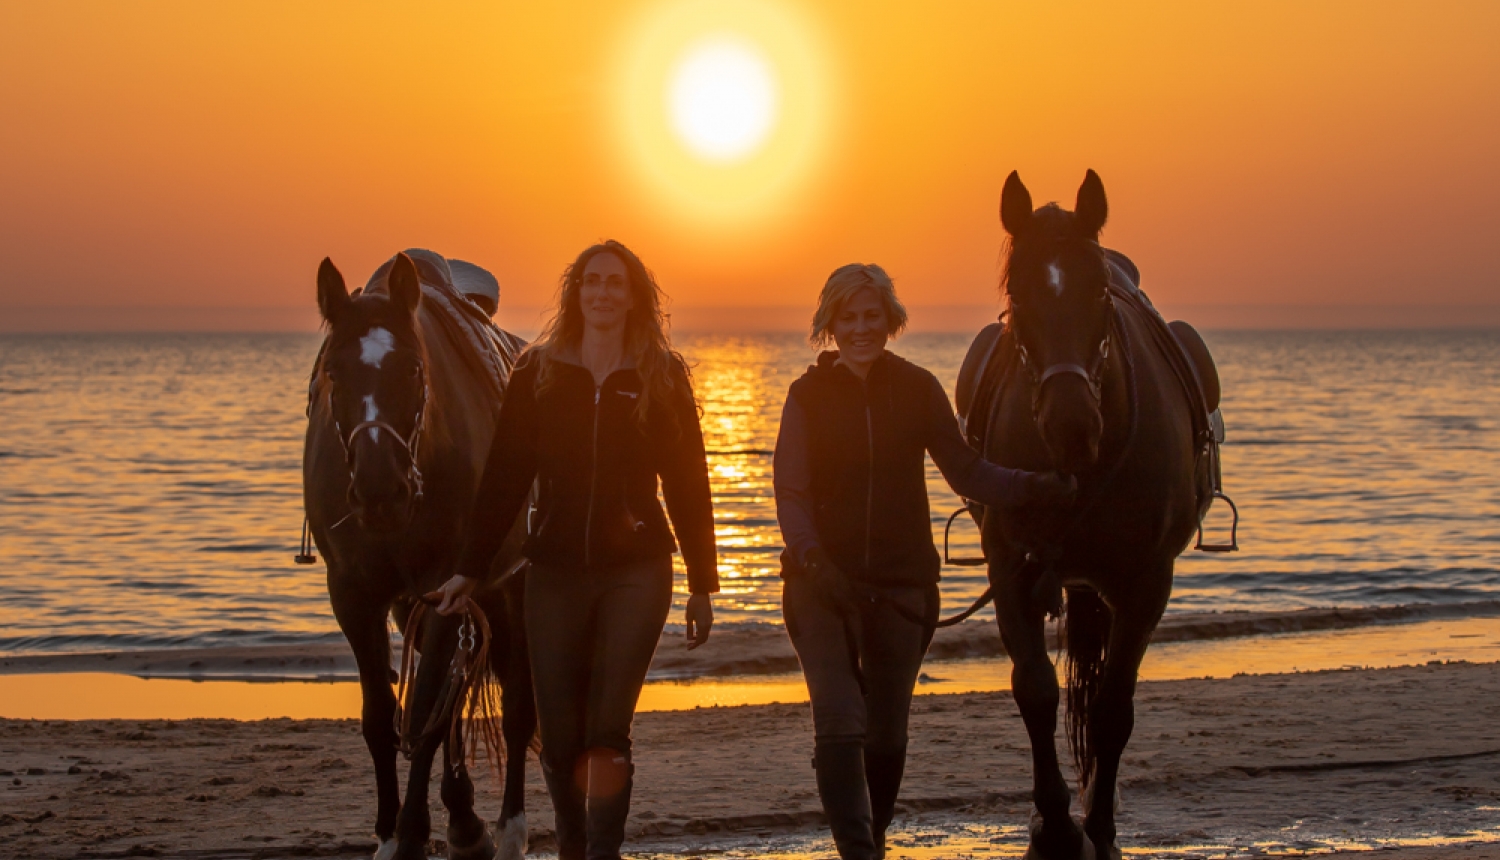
left=431, top=240, right=717, bottom=860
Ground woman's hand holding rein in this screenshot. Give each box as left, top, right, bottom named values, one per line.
left=1024, top=472, right=1079, bottom=506
left=426, top=573, right=477, bottom=616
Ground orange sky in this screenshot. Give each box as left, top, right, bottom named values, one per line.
left=1, top=2, right=1497, bottom=331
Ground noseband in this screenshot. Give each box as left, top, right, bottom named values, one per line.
left=1013, top=292, right=1117, bottom=422
left=329, top=367, right=429, bottom=507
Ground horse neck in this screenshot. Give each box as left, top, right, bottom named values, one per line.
left=1094, top=306, right=1139, bottom=468
left=410, top=305, right=493, bottom=483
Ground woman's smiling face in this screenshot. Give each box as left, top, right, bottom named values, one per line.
left=578, top=251, right=634, bottom=330
left=831, top=286, right=889, bottom=369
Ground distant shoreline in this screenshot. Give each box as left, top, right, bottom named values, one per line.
left=3, top=600, right=1496, bottom=683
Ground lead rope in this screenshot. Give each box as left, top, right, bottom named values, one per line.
left=393, top=599, right=504, bottom=777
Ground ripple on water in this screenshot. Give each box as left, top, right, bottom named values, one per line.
left=0, top=330, right=1498, bottom=654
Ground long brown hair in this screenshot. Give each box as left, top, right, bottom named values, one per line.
left=532, top=240, right=694, bottom=430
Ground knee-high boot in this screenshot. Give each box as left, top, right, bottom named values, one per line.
left=814, top=739, right=879, bottom=860
left=541, top=758, right=588, bottom=860
left=585, top=749, right=634, bottom=860
left=865, top=746, right=907, bottom=858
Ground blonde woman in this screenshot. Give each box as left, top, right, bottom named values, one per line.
left=434, top=240, right=717, bottom=860
left=774, top=264, right=1073, bottom=859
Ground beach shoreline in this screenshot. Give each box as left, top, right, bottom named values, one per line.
left=3, top=661, right=1497, bottom=859
left=4, top=600, right=1497, bottom=682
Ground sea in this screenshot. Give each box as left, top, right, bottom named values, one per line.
left=1, top=329, right=1498, bottom=657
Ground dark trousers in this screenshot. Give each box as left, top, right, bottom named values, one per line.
left=526, top=556, right=674, bottom=860
left=783, top=575, right=938, bottom=748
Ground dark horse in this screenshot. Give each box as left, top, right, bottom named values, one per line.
left=957, top=172, right=1217, bottom=860
left=304, top=251, right=535, bottom=860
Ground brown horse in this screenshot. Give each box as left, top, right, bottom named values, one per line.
left=958, top=172, right=1216, bottom=860
left=304, top=251, right=534, bottom=860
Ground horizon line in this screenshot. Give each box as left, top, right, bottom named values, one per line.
left=3, top=302, right=1500, bottom=334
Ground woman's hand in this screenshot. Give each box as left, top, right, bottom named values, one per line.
left=1025, top=471, right=1078, bottom=506
left=685, top=593, right=714, bottom=649
left=425, top=574, right=478, bottom=616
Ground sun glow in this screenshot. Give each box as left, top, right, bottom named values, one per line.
left=615, top=0, right=831, bottom=224
left=669, top=37, right=778, bottom=163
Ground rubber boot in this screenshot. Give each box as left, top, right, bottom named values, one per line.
left=541, top=758, right=587, bottom=860
left=865, top=746, right=907, bottom=859
left=814, top=739, right=880, bottom=860
left=584, top=749, right=634, bottom=860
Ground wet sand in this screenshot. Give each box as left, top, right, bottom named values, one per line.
left=2, top=661, right=1498, bottom=859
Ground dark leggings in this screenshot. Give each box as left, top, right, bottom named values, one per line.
left=783, top=575, right=939, bottom=750
left=525, top=555, right=674, bottom=859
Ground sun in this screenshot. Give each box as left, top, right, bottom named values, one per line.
left=614, top=0, right=832, bottom=224
left=668, top=36, right=778, bottom=163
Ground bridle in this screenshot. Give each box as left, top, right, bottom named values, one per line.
left=329, top=363, right=429, bottom=509
left=1011, top=287, right=1117, bottom=423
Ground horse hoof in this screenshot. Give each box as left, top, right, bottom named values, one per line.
left=373, top=838, right=397, bottom=860
left=446, top=826, right=497, bottom=860
left=494, top=813, right=528, bottom=860
left=1023, top=818, right=1094, bottom=860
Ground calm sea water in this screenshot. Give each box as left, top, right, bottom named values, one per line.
left=1, top=330, right=1497, bottom=655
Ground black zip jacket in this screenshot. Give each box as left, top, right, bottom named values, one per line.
left=457, top=351, right=719, bottom=594
left=774, top=350, right=1040, bottom=586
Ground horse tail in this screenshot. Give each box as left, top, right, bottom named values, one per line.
left=1063, top=587, right=1110, bottom=795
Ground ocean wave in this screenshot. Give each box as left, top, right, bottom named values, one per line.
left=5, top=601, right=1492, bottom=681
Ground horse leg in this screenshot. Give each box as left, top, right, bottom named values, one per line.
left=1081, top=579, right=1168, bottom=860
left=494, top=579, right=536, bottom=860
left=993, top=571, right=1087, bottom=860
left=329, top=577, right=401, bottom=859
left=392, top=609, right=465, bottom=860
left=442, top=737, right=496, bottom=860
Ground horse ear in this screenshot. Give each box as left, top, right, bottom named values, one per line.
left=317, top=258, right=349, bottom=325
left=1075, top=169, right=1108, bottom=238
left=388, top=253, right=423, bottom=317
left=1000, top=171, right=1033, bottom=236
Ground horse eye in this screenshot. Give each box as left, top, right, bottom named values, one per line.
left=408, top=362, right=422, bottom=378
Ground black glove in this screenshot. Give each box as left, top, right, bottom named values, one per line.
left=802, top=547, right=857, bottom=615
left=1022, top=471, right=1078, bottom=506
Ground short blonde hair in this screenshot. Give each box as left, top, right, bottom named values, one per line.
left=810, top=263, right=909, bottom=347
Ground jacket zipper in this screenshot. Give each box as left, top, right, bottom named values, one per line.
left=864, top=398, right=874, bottom=572
left=584, top=383, right=601, bottom=568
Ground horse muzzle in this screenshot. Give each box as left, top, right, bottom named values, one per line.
left=1034, top=372, right=1104, bottom=474
left=347, top=474, right=416, bottom=532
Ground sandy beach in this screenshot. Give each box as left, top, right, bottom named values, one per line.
left=3, top=660, right=1497, bottom=859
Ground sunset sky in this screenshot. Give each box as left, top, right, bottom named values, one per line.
left=2, top=1, right=1497, bottom=332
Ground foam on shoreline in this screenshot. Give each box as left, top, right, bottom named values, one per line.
left=1, top=599, right=1496, bottom=682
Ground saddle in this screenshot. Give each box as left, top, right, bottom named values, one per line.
left=955, top=250, right=1235, bottom=551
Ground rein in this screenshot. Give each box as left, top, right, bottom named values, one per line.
left=394, top=598, right=504, bottom=777
left=935, top=294, right=1140, bottom=628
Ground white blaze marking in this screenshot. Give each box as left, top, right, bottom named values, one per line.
left=359, top=327, right=395, bottom=368
left=1047, top=260, right=1065, bottom=296
left=363, top=395, right=380, bottom=442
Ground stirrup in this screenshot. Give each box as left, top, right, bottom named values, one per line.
left=943, top=503, right=987, bottom=566
left=1195, top=491, right=1240, bottom=552
left=294, top=517, right=318, bottom=565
